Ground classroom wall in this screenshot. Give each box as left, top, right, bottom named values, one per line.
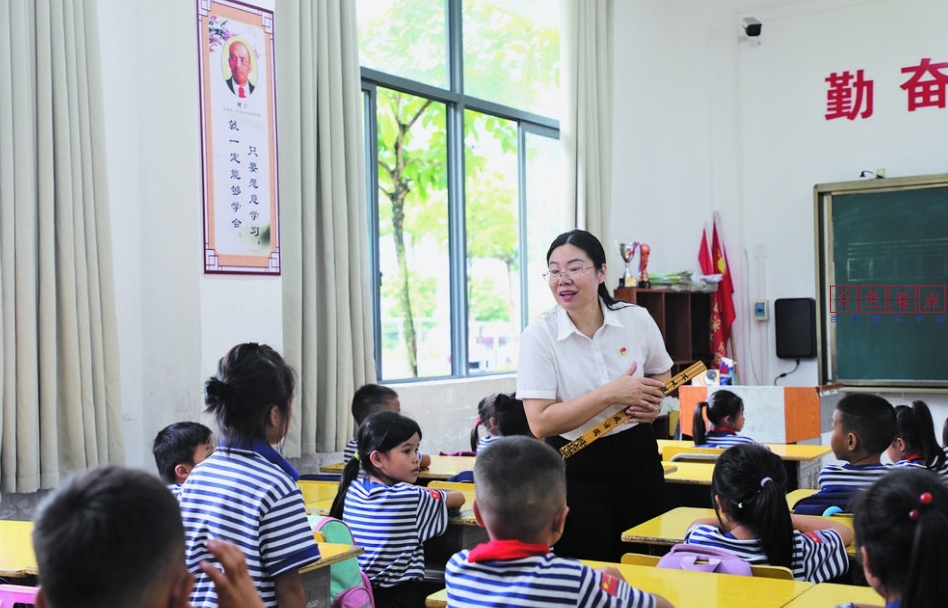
left=87, top=0, right=514, bottom=473
left=610, top=0, right=948, bottom=424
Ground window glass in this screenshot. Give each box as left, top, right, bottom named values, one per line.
left=357, top=0, right=448, bottom=90
left=375, top=88, right=450, bottom=378
left=524, top=130, right=567, bottom=322
left=462, top=0, right=560, bottom=117
left=464, top=110, right=519, bottom=373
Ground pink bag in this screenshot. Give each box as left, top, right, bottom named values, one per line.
left=656, top=544, right=753, bottom=576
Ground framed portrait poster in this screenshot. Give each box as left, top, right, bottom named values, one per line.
left=198, top=0, right=280, bottom=274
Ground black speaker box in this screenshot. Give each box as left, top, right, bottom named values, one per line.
left=774, top=298, right=817, bottom=359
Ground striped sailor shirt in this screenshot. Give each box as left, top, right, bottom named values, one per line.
left=179, top=440, right=321, bottom=607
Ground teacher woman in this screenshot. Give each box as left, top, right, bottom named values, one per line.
left=517, top=229, right=672, bottom=561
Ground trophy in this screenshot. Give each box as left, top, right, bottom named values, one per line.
left=638, top=243, right=651, bottom=288
left=618, top=241, right=639, bottom=288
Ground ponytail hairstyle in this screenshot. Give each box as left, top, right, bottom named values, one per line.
left=330, top=411, right=422, bottom=519
left=854, top=468, right=948, bottom=608
left=710, top=444, right=793, bottom=568
left=204, top=343, right=295, bottom=445
left=493, top=393, right=533, bottom=438
left=692, top=389, right=744, bottom=445
left=546, top=230, right=628, bottom=311
left=893, top=401, right=945, bottom=470
left=471, top=393, right=500, bottom=451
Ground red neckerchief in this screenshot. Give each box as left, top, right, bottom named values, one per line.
left=467, top=539, right=550, bottom=563
left=709, top=427, right=737, bottom=435
left=903, top=451, right=923, bottom=463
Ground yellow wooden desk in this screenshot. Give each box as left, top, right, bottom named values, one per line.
left=426, top=561, right=814, bottom=608
left=320, top=455, right=477, bottom=482
left=662, top=461, right=715, bottom=485
left=299, top=542, right=363, bottom=607
left=657, top=440, right=831, bottom=489
left=621, top=506, right=856, bottom=557
left=0, top=520, right=37, bottom=578
left=783, top=581, right=882, bottom=607
left=298, top=480, right=339, bottom=504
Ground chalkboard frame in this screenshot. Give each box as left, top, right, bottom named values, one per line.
left=814, top=173, right=948, bottom=390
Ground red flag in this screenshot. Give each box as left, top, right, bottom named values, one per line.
left=711, top=219, right=736, bottom=358
left=698, top=226, right=713, bottom=275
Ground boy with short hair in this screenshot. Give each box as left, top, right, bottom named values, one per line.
left=153, top=421, right=215, bottom=495
left=794, top=394, right=897, bottom=514
left=343, top=384, right=400, bottom=463
left=32, top=464, right=263, bottom=608
left=445, top=437, right=672, bottom=608
left=343, top=384, right=430, bottom=468
left=819, top=393, right=896, bottom=490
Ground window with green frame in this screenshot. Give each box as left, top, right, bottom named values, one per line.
left=358, top=0, right=568, bottom=381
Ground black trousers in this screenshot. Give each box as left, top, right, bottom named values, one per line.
left=547, top=423, right=668, bottom=562
left=371, top=579, right=441, bottom=608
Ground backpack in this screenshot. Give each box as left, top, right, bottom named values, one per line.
left=656, top=543, right=753, bottom=576
left=791, top=487, right=859, bottom=516
left=309, top=515, right=375, bottom=608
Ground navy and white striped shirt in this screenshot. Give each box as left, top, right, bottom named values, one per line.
left=446, top=550, right=656, bottom=608
left=684, top=523, right=848, bottom=582
left=343, top=478, right=448, bottom=588
left=476, top=434, right=499, bottom=452
left=179, top=440, right=321, bottom=608
left=698, top=430, right=756, bottom=448
left=343, top=437, right=358, bottom=463
left=818, top=462, right=891, bottom=490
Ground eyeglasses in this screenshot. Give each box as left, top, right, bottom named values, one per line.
left=542, top=266, right=595, bottom=283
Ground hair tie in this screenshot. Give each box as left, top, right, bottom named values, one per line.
left=909, top=492, right=934, bottom=521
left=760, top=477, right=772, bottom=488
left=475, top=417, right=482, bottom=425
left=737, top=502, right=743, bottom=509
left=353, top=451, right=360, bottom=461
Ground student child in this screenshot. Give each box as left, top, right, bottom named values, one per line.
left=691, top=389, right=756, bottom=447
left=445, top=436, right=672, bottom=608
left=32, top=463, right=265, bottom=608
left=846, top=468, right=948, bottom=608
left=470, top=392, right=502, bottom=451
left=344, top=384, right=431, bottom=470
left=492, top=392, right=534, bottom=439
left=330, top=410, right=465, bottom=608
left=153, top=421, right=215, bottom=497
left=344, top=383, right=400, bottom=462
left=685, top=444, right=852, bottom=582
left=818, top=393, right=896, bottom=492
left=887, top=401, right=948, bottom=481
left=178, top=343, right=321, bottom=608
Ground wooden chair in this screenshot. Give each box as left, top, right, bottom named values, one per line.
left=662, top=445, right=724, bottom=463
left=620, top=552, right=660, bottom=566
left=621, top=552, right=794, bottom=580
left=749, top=564, right=795, bottom=580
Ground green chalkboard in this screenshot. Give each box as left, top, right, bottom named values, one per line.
left=815, top=174, right=948, bottom=389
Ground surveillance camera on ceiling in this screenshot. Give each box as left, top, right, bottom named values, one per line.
left=742, top=17, right=762, bottom=37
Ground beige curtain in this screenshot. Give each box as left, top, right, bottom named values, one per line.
left=277, top=0, right=375, bottom=455
left=562, top=0, right=613, bottom=237
left=0, top=0, right=124, bottom=493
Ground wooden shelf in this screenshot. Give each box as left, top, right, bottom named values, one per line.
left=614, top=288, right=712, bottom=378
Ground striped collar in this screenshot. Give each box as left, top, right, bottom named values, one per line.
left=220, top=438, right=300, bottom=481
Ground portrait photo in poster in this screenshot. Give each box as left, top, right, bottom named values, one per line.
left=198, top=0, right=280, bottom=273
